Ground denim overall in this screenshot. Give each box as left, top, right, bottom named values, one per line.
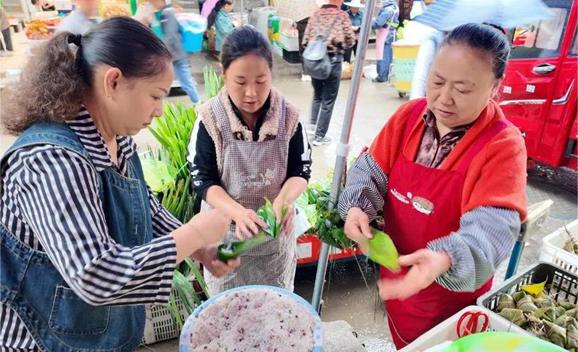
left=0, top=122, right=153, bottom=352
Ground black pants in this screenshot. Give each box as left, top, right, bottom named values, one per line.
left=1, top=28, right=13, bottom=51
left=344, top=41, right=358, bottom=63
left=311, top=58, right=342, bottom=139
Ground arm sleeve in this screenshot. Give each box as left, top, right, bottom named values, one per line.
left=16, top=148, right=177, bottom=306
left=286, top=122, right=312, bottom=181
left=216, top=12, right=234, bottom=37
left=338, top=153, right=388, bottom=222
left=189, top=121, right=221, bottom=201
left=427, top=206, right=520, bottom=292
left=373, top=7, right=393, bottom=29
left=148, top=186, right=182, bottom=237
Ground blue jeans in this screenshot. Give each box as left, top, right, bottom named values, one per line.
left=376, top=42, right=393, bottom=82
left=173, top=58, right=200, bottom=103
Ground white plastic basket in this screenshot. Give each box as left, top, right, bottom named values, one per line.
left=142, top=279, right=207, bottom=345
left=142, top=297, right=189, bottom=345
left=539, top=219, right=578, bottom=274
left=400, top=306, right=528, bottom=352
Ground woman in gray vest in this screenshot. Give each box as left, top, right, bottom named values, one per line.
left=188, top=26, right=312, bottom=295
left=0, top=17, right=238, bottom=352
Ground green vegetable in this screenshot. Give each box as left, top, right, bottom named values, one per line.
left=217, top=199, right=284, bottom=261
left=257, top=198, right=284, bottom=238
left=366, top=228, right=400, bottom=272
left=217, top=233, right=269, bottom=261
left=567, top=308, right=578, bottom=319
left=512, top=291, right=526, bottom=302
left=567, top=323, right=578, bottom=349
left=142, top=66, right=224, bottom=328
left=559, top=300, right=577, bottom=311
left=203, top=66, right=224, bottom=100
left=297, top=181, right=355, bottom=249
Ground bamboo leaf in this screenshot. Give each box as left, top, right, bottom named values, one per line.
left=185, top=258, right=210, bottom=298
left=168, top=290, right=184, bottom=329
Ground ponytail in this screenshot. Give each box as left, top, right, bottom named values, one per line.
left=1, top=32, right=85, bottom=134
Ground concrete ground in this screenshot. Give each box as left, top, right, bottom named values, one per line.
left=1, top=32, right=577, bottom=351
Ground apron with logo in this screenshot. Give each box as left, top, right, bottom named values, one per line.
left=202, top=98, right=297, bottom=295
left=381, top=99, right=509, bottom=348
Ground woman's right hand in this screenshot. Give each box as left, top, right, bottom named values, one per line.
left=232, top=207, right=267, bottom=240
left=343, top=207, right=373, bottom=243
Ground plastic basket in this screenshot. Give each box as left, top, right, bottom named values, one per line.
left=179, top=285, right=323, bottom=352
left=142, top=281, right=207, bottom=345
left=142, top=297, right=189, bottom=345
left=400, top=306, right=528, bottom=351
left=478, top=262, right=578, bottom=311
left=476, top=262, right=578, bottom=347
left=540, top=219, right=578, bottom=275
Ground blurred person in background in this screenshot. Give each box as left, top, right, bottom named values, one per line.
left=343, top=0, right=364, bottom=64
left=302, top=0, right=355, bottom=146
left=372, top=0, right=399, bottom=83
left=31, top=0, right=56, bottom=12
left=148, top=0, right=201, bottom=103
left=56, top=0, right=98, bottom=35
left=207, top=0, right=234, bottom=53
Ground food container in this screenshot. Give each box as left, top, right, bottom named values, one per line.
left=179, top=285, right=323, bottom=352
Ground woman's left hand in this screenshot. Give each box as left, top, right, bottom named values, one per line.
left=195, top=246, right=240, bottom=278
left=377, top=249, right=451, bottom=301
left=273, top=197, right=295, bottom=237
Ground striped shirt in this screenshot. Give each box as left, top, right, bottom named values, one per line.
left=0, top=110, right=181, bottom=351
left=338, top=152, right=519, bottom=292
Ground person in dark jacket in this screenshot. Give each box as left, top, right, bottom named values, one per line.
left=302, top=0, right=355, bottom=146
left=343, top=0, right=364, bottom=63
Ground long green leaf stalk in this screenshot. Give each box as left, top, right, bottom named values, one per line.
left=142, top=66, right=225, bottom=330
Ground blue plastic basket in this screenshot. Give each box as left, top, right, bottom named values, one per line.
left=179, top=285, right=323, bottom=352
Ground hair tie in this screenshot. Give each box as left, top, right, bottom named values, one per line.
left=68, top=33, right=82, bottom=47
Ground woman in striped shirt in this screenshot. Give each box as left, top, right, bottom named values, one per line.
left=0, top=17, right=238, bottom=351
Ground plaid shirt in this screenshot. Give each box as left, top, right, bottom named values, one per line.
left=415, top=111, right=473, bottom=168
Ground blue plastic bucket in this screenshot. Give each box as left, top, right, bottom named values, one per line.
left=177, top=13, right=207, bottom=53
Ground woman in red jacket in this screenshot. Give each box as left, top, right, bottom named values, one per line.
left=338, top=23, right=527, bottom=348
